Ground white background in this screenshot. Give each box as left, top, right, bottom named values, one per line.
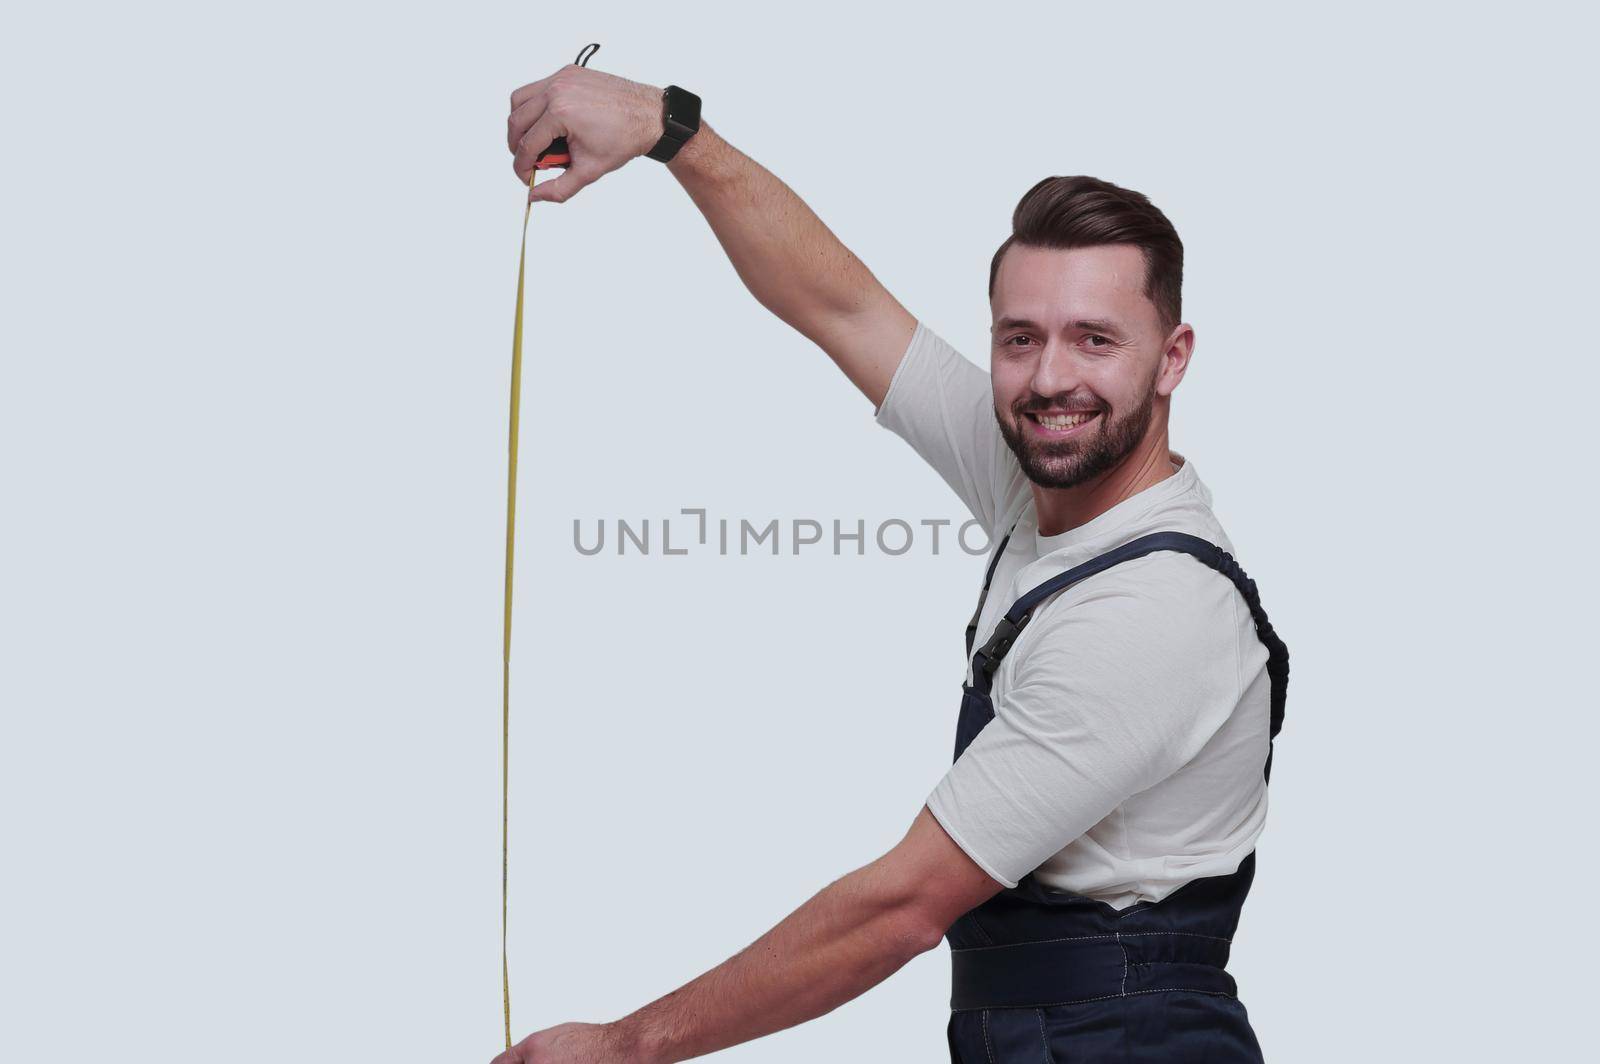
left=3, top=2, right=1595, bottom=1060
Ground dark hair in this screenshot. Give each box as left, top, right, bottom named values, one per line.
left=989, top=176, right=1184, bottom=333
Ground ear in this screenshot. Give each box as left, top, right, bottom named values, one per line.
left=1154, top=323, right=1195, bottom=397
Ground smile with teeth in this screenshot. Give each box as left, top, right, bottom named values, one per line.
left=1027, top=411, right=1099, bottom=430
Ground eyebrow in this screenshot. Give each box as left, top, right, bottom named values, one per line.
left=993, top=316, right=1124, bottom=335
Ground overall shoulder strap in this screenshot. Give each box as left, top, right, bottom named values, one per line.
left=963, top=517, right=1022, bottom=658
left=968, top=530, right=1291, bottom=780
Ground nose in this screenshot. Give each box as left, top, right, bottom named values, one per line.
left=1028, top=338, right=1085, bottom=403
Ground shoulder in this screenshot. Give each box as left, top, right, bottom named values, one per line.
left=1039, top=547, right=1237, bottom=627
left=1006, top=549, right=1242, bottom=690
left=997, top=549, right=1247, bottom=770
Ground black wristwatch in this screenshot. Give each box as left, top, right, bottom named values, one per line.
left=646, top=85, right=701, bottom=162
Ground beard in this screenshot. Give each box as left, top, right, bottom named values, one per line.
left=995, top=379, right=1157, bottom=490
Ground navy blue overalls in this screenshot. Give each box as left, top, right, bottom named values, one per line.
left=944, top=522, right=1290, bottom=1063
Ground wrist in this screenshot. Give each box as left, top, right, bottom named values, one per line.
left=633, top=83, right=668, bottom=158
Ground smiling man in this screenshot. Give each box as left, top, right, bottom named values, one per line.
left=500, top=62, right=1290, bottom=1064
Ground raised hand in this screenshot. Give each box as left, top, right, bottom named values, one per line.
left=507, top=64, right=664, bottom=204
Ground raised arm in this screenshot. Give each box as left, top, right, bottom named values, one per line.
left=508, top=64, right=915, bottom=408
left=662, top=125, right=914, bottom=407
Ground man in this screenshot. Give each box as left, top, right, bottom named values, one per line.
left=497, top=62, right=1289, bottom=1064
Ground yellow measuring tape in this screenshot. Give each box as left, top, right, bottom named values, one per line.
left=501, top=192, right=534, bottom=1051
left=503, top=44, right=598, bottom=1051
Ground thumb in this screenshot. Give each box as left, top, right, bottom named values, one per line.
left=527, top=162, right=597, bottom=205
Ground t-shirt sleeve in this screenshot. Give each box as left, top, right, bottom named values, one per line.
left=873, top=319, right=1015, bottom=533
left=924, top=556, right=1243, bottom=888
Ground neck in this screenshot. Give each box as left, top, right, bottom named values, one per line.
left=1032, top=432, right=1180, bottom=538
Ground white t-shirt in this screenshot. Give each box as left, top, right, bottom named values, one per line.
left=875, top=320, right=1272, bottom=909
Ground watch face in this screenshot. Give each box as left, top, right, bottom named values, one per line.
left=664, top=86, right=701, bottom=137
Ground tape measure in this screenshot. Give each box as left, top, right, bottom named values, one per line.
left=531, top=42, right=601, bottom=170
left=501, top=39, right=602, bottom=1053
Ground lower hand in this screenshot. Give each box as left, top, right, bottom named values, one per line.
left=490, top=1021, right=639, bottom=1064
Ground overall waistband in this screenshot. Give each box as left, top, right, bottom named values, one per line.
left=950, top=930, right=1236, bottom=1011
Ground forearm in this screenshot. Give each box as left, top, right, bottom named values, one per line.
left=666, top=123, right=899, bottom=344
left=608, top=858, right=937, bottom=1063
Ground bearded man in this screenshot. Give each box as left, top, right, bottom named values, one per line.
left=496, top=62, right=1291, bottom=1064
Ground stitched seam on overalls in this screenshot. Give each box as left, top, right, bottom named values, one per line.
left=1035, top=1008, right=1057, bottom=1064
left=1116, top=930, right=1127, bottom=995
left=1119, top=931, right=1232, bottom=941
left=951, top=930, right=1231, bottom=952
left=956, top=986, right=1239, bottom=1012
left=982, top=1008, right=996, bottom=1064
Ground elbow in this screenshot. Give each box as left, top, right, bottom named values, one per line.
left=906, top=913, right=948, bottom=957
left=889, top=896, right=951, bottom=959
left=866, top=871, right=948, bottom=960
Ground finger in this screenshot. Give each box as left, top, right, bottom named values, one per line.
left=507, top=85, right=553, bottom=154
left=509, top=66, right=565, bottom=111
left=512, top=112, right=569, bottom=184
left=527, top=161, right=597, bottom=204
left=507, top=64, right=579, bottom=150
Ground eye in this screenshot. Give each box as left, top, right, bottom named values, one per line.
left=1003, top=334, right=1034, bottom=348
left=1086, top=334, right=1111, bottom=348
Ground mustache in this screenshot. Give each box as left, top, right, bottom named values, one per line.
left=1013, top=397, right=1104, bottom=416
